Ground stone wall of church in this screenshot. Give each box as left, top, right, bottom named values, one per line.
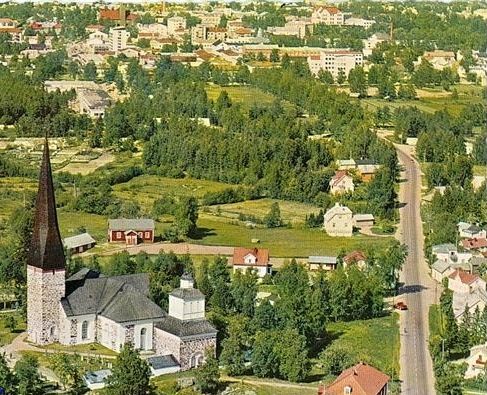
left=27, top=266, right=65, bottom=344
left=179, top=335, right=217, bottom=371
left=153, top=327, right=181, bottom=361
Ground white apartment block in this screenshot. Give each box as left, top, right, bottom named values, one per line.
left=267, top=20, right=313, bottom=39
left=311, top=6, right=345, bottom=25
left=167, top=16, right=186, bottom=35
left=308, top=50, right=363, bottom=78
left=345, top=17, right=376, bottom=29
left=110, top=27, right=130, bottom=53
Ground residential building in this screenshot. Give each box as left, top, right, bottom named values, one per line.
left=232, top=247, right=272, bottom=278
left=431, top=244, right=474, bottom=282
left=63, top=233, right=96, bottom=255
left=77, top=88, right=111, bottom=118
left=461, top=238, right=487, bottom=252
left=345, top=17, right=376, bottom=29
left=356, top=160, right=380, bottom=182
left=27, top=142, right=216, bottom=369
left=110, top=27, right=130, bottom=53
left=329, top=170, right=354, bottom=195
left=420, top=50, right=456, bottom=70
left=362, top=32, right=389, bottom=57
left=323, top=203, right=353, bottom=237
left=308, top=50, right=363, bottom=79
left=0, top=18, right=21, bottom=42
left=448, top=269, right=487, bottom=321
left=337, top=159, right=356, bottom=170
left=324, top=362, right=389, bottom=395
left=311, top=6, right=345, bottom=25
left=464, top=343, right=487, bottom=379
left=99, top=6, right=137, bottom=27
left=458, top=222, right=487, bottom=239
left=167, top=16, right=187, bottom=35
left=308, top=256, right=338, bottom=271
left=108, top=218, right=155, bottom=244
left=267, top=20, right=313, bottom=39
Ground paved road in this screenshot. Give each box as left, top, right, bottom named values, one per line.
left=395, top=144, right=437, bottom=395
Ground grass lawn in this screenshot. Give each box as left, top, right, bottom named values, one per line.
left=58, top=210, right=108, bottom=241
left=360, top=85, right=483, bottom=116
left=0, top=177, right=37, bottom=221
left=326, top=314, right=400, bottom=377
left=193, top=214, right=392, bottom=257
left=113, top=175, right=237, bottom=210
left=473, top=165, right=486, bottom=176
left=0, top=312, right=25, bottom=346
left=208, top=198, right=320, bottom=225
left=205, top=84, right=276, bottom=110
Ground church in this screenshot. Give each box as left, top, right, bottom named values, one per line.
left=27, top=138, right=217, bottom=371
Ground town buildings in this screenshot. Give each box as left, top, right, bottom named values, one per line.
left=232, top=247, right=272, bottom=278
left=308, top=49, right=363, bottom=78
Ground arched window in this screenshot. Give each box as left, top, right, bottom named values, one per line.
left=191, top=352, right=204, bottom=368
left=140, top=328, right=147, bottom=350
left=81, top=321, right=88, bottom=340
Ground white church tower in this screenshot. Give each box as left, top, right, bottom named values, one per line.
left=168, top=273, right=205, bottom=321
left=27, top=138, right=66, bottom=344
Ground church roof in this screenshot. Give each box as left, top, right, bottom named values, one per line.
left=62, top=272, right=165, bottom=323
left=28, top=138, right=65, bottom=271
left=155, top=316, right=217, bottom=339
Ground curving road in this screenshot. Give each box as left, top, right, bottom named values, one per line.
left=395, top=144, right=436, bottom=395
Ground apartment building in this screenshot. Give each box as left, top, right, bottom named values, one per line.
left=110, top=27, right=130, bottom=53
left=308, top=49, right=363, bottom=78
left=311, top=6, right=345, bottom=25
left=267, top=20, right=313, bottom=39
left=167, top=16, right=186, bottom=35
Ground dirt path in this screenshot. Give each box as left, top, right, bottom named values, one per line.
left=223, top=375, right=317, bottom=391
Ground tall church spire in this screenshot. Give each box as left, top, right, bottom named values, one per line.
left=28, top=137, right=65, bottom=270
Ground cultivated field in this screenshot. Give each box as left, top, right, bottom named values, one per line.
left=58, top=152, right=115, bottom=175
left=205, top=84, right=277, bottom=109
left=210, top=198, right=321, bottom=225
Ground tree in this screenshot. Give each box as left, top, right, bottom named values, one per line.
left=4, top=314, right=16, bottom=332
left=348, top=66, right=367, bottom=97
left=264, top=202, right=282, bottom=228
left=435, top=362, right=466, bottom=395
left=0, top=353, right=16, bottom=395
left=320, top=345, right=358, bottom=376
left=252, top=331, right=280, bottom=378
left=105, top=251, right=136, bottom=276
left=208, top=256, right=233, bottom=313
left=220, top=315, right=250, bottom=376
left=367, top=167, right=397, bottom=220
left=50, top=353, right=84, bottom=390
left=15, top=354, right=44, bottom=395
left=83, top=61, right=97, bottom=81
left=336, top=70, right=346, bottom=85
left=107, top=343, right=151, bottom=395
left=175, top=196, right=199, bottom=237
left=194, top=348, right=219, bottom=394
left=275, top=328, right=310, bottom=382
left=318, top=69, right=334, bottom=84
left=398, top=84, right=417, bottom=100
left=269, top=48, right=280, bottom=63
left=231, top=269, right=258, bottom=317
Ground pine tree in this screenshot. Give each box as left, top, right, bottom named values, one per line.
left=195, top=348, right=220, bottom=394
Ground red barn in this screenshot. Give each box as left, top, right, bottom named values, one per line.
left=108, top=218, right=155, bottom=245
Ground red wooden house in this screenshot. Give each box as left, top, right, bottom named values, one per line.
left=108, top=218, right=155, bottom=245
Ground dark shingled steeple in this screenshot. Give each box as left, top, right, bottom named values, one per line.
left=28, top=138, right=65, bottom=270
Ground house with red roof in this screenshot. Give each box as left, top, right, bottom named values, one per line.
left=311, top=6, right=345, bottom=25
left=448, top=269, right=485, bottom=294
left=324, top=362, right=389, bottom=395
left=448, top=269, right=487, bottom=321
left=462, top=238, right=487, bottom=252
left=330, top=170, right=354, bottom=195
left=99, top=7, right=137, bottom=26
left=232, top=247, right=271, bottom=278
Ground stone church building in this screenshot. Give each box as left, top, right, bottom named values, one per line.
left=27, top=139, right=216, bottom=371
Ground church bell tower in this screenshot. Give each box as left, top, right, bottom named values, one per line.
left=27, top=138, right=66, bottom=344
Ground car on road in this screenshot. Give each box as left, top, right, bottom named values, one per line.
left=394, top=301, right=408, bottom=310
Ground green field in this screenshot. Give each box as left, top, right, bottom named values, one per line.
left=361, top=85, right=483, bottom=116
left=327, top=314, right=400, bottom=377
left=206, top=84, right=277, bottom=110
left=210, top=198, right=321, bottom=225
left=37, top=342, right=118, bottom=357
left=193, top=214, right=392, bottom=257
left=113, top=175, right=236, bottom=210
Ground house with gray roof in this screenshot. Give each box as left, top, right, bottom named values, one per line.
left=108, top=218, right=155, bottom=245
left=308, top=256, right=338, bottom=271
left=63, top=232, right=96, bottom=254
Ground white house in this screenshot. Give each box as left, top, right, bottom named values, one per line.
left=330, top=170, right=354, bottom=195
left=458, top=222, right=487, bottom=239
left=323, top=203, right=353, bottom=237
left=464, top=343, right=487, bottom=379
left=448, top=270, right=487, bottom=321
left=232, top=247, right=272, bottom=278
left=311, top=6, right=345, bottom=25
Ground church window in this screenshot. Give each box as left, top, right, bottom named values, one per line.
left=81, top=321, right=88, bottom=340
left=140, top=327, right=147, bottom=350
